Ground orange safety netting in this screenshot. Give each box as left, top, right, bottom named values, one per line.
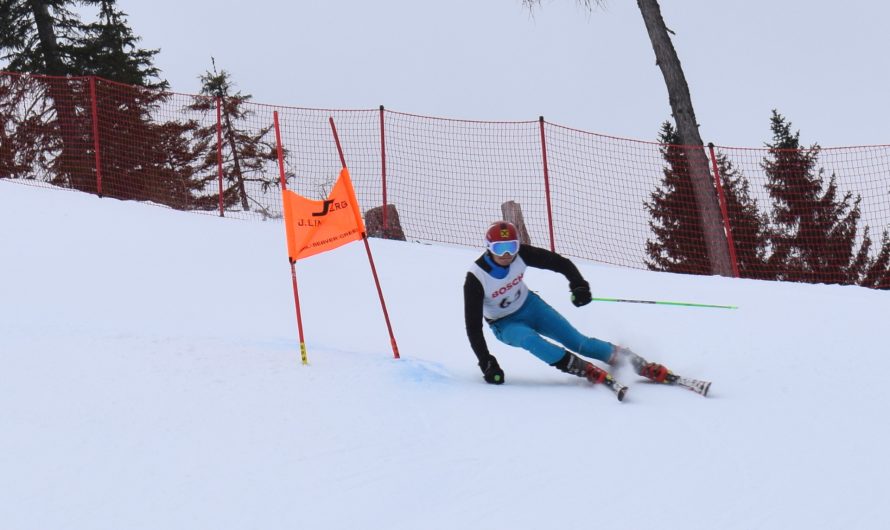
left=2, top=72, right=888, bottom=286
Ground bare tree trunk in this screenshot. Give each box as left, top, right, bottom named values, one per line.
left=30, top=0, right=93, bottom=193
left=636, top=0, right=733, bottom=276
left=29, top=0, right=62, bottom=74
left=220, top=98, right=250, bottom=211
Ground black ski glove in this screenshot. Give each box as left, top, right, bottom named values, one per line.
left=571, top=283, right=592, bottom=307
left=479, top=355, right=504, bottom=385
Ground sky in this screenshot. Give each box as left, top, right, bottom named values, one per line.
left=3, top=180, right=890, bottom=529
left=96, top=0, right=890, bottom=149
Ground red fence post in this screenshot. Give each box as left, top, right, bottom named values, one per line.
left=88, top=77, right=103, bottom=197
left=379, top=105, right=388, bottom=233
left=538, top=116, right=556, bottom=251
left=216, top=96, right=224, bottom=217
left=708, top=142, right=740, bottom=278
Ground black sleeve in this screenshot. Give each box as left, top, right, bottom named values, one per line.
left=518, top=244, right=589, bottom=290
left=463, top=272, right=491, bottom=363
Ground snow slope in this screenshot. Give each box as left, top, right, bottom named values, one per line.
left=2, top=181, right=888, bottom=530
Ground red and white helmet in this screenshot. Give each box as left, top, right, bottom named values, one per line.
left=485, top=221, right=520, bottom=256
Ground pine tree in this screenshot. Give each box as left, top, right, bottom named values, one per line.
left=0, top=0, right=83, bottom=75
left=1, top=0, right=207, bottom=207
left=645, top=121, right=710, bottom=274
left=186, top=60, right=278, bottom=213
left=0, top=74, right=57, bottom=179
left=713, top=152, right=772, bottom=279
left=860, top=230, right=890, bottom=289
left=0, top=1, right=94, bottom=189
left=762, top=110, right=872, bottom=284
left=75, top=1, right=206, bottom=206
left=72, top=0, right=166, bottom=90
left=647, top=122, right=771, bottom=278
left=0, top=0, right=164, bottom=86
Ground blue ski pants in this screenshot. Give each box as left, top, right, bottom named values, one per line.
left=488, top=291, right=614, bottom=365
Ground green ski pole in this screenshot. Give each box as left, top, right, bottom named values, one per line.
left=591, top=297, right=737, bottom=310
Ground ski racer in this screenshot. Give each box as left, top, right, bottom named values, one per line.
left=463, top=220, right=672, bottom=392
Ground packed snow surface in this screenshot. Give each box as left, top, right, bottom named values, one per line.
left=2, top=181, right=888, bottom=529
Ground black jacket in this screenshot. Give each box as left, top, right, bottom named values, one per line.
left=463, top=244, right=589, bottom=364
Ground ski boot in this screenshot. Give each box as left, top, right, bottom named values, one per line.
left=624, top=349, right=672, bottom=383
left=620, top=347, right=711, bottom=396
left=551, top=351, right=627, bottom=401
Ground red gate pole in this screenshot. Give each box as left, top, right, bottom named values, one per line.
left=708, top=142, right=740, bottom=278
left=329, top=116, right=401, bottom=360
left=274, top=111, right=309, bottom=365
left=88, top=77, right=103, bottom=197
left=379, top=105, right=388, bottom=235
left=539, top=116, right=556, bottom=251
left=216, top=96, right=224, bottom=217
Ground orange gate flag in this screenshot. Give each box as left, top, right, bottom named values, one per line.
left=281, top=168, right=366, bottom=261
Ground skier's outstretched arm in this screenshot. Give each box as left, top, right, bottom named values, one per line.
left=518, top=245, right=592, bottom=306
left=463, top=273, right=504, bottom=384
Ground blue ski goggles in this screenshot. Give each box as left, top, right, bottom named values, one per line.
left=488, top=239, right=520, bottom=256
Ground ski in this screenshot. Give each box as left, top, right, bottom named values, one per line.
left=586, top=363, right=628, bottom=401
left=664, top=373, right=711, bottom=397
left=603, top=374, right=628, bottom=402
left=623, top=350, right=711, bottom=397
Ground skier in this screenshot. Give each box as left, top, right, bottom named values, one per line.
left=463, top=220, right=675, bottom=396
